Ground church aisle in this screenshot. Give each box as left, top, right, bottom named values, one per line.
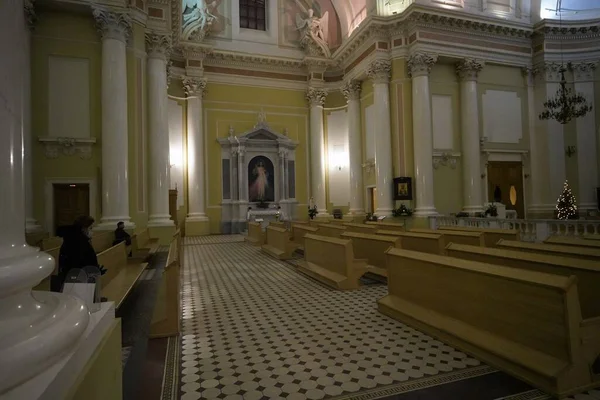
left=176, top=236, right=532, bottom=400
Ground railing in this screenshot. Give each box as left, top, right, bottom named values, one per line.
left=431, top=216, right=600, bottom=242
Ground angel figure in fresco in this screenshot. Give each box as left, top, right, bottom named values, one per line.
left=250, top=161, right=269, bottom=201
left=295, top=8, right=329, bottom=45
left=182, top=0, right=218, bottom=33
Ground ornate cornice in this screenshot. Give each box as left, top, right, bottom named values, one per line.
left=333, top=21, right=389, bottom=68
left=24, top=0, right=36, bottom=30
left=306, top=87, right=328, bottom=107
left=366, top=59, right=391, bottom=83
left=205, top=51, right=306, bottom=73
left=341, top=81, right=361, bottom=102
left=407, top=52, right=438, bottom=77
left=571, top=61, right=598, bottom=82
left=456, top=58, right=484, bottom=81
left=183, top=77, right=207, bottom=97
left=182, top=44, right=212, bottom=61
left=533, top=61, right=563, bottom=82
left=92, top=7, right=131, bottom=42
left=145, top=32, right=171, bottom=60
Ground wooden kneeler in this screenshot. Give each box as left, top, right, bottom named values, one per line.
left=150, top=232, right=181, bottom=338
left=261, top=226, right=298, bottom=260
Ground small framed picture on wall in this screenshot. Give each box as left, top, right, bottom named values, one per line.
left=393, top=177, right=413, bottom=200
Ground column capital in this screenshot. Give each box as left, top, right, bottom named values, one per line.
left=521, top=66, right=535, bottom=86
left=183, top=77, right=207, bottom=97
left=306, top=87, right=328, bottom=107
left=24, top=0, right=36, bottom=30
left=408, top=52, right=438, bottom=78
left=366, top=59, right=391, bottom=84
left=571, top=61, right=598, bottom=82
left=145, top=32, right=171, bottom=60
left=456, top=58, right=484, bottom=81
left=92, top=7, right=131, bottom=42
left=341, top=80, right=361, bottom=102
left=533, top=62, right=563, bottom=83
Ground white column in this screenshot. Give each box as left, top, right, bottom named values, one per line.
left=573, top=62, right=599, bottom=211
left=238, top=147, right=246, bottom=201
left=278, top=148, right=287, bottom=202
left=183, top=77, right=209, bottom=222
left=367, top=60, right=394, bottom=216
left=0, top=0, right=88, bottom=392
left=408, top=53, right=438, bottom=216
left=146, top=33, right=174, bottom=227
left=457, top=59, right=484, bottom=214
left=93, top=8, right=133, bottom=228
left=23, top=8, right=42, bottom=233
left=307, top=87, right=329, bottom=215
left=342, top=80, right=364, bottom=215
left=523, top=67, right=543, bottom=214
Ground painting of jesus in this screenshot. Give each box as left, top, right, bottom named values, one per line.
left=248, top=156, right=275, bottom=202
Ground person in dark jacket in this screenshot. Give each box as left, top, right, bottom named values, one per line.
left=54, top=216, right=106, bottom=292
left=113, top=221, right=131, bottom=246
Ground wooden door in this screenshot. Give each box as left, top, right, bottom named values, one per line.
left=486, top=162, right=525, bottom=218
left=367, top=187, right=377, bottom=214
left=53, top=184, right=90, bottom=233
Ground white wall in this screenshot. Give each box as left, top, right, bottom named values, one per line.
left=168, top=99, right=185, bottom=208
left=326, top=109, right=350, bottom=207
left=482, top=90, right=523, bottom=144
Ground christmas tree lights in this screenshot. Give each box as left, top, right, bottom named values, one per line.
left=555, top=180, right=578, bottom=220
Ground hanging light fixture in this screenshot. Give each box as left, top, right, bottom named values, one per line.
left=538, top=0, right=592, bottom=125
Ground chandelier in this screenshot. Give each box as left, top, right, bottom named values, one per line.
left=538, top=1, right=592, bottom=125
left=539, top=66, right=592, bottom=124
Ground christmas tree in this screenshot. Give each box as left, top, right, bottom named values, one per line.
left=555, top=180, right=578, bottom=220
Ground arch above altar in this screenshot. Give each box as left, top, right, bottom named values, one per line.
left=217, top=119, right=299, bottom=233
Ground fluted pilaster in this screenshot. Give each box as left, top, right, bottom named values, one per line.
left=342, top=80, right=364, bottom=215
left=307, top=87, right=329, bottom=215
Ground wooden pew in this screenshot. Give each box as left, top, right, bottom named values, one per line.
left=446, top=243, right=600, bottom=319
left=270, top=221, right=286, bottom=228
left=41, top=236, right=63, bottom=250
left=245, top=222, right=265, bottom=246
left=544, top=235, right=600, bottom=249
left=150, top=232, right=180, bottom=338
left=316, top=223, right=346, bottom=239
left=340, top=232, right=400, bottom=278
left=496, top=239, right=600, bottom=261
left=365, top=221, right=406, bottom=232
left=377, top=231, right=445, bottom=255
left=136, top=229, right=160, bottom=255
left=584, top=235, right=600, bottom=241
left=91, top=231, right=114, bottom=253
left=410, top=228, right=485, bottom=247
left=342, top=223, right=378, bottom=235
left=438, top=226, right=519, bottom=247
left=297, top=234, right=369, bottom=290
left=378, top=248, right=600, bottom=398
left=290, top=224, right=319, bottom=251
left=97, top=242, right=148, bottom=309
left=261, top=226, right=298, bottom=260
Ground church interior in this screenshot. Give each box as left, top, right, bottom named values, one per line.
left=2, top=0, right=600, bottom=399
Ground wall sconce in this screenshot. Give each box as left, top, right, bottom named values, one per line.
left=565, top=146, right=577, bottom=158
left=524, top=173, right=530, bottom=179
left=481, top=173, right=486, bottom=179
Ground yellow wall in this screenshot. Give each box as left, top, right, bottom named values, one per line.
left=202, top=83, right=309, bottom=232
left=31, top=12, right=102, bottom=232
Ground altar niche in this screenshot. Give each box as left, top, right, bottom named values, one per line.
left=217, top=117, right=298, bottom=234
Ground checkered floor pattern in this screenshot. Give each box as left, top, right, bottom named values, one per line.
left=178, top=236, right=490, bottom=400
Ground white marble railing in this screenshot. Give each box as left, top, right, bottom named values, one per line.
left=431, top=216, right=600, bottom=242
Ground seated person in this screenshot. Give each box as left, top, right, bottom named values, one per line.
left=113, top=221, right=131, bottom=246
left=54, top=216, right=106, bottom=293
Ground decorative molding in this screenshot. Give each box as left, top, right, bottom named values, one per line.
left=38, top=137, right=96, bottom=159
left=254, top=109, right=269, bottom=129
left=366, top=59, right=392, bottom=84
left=341, top=81, right=361, bottom=102
left=533, top=61, right=563, bottom=82
left=408, top=53, right=438, bottom=78
left=456, top=58, right=484, bottom=81
left=433, top=152, right=459, bottom=169
left=362, top=158, right=375, bottom=173
left=205, top=52, right=305, bottom=73
left=571, top=61, right=598, bottom=82
left=145, top=32, right=171, bottom=60
left=182, top=76, right=207, bottom=97
left=306, top=87, right=328, bottom=107
left=23, top=0, right=36, bottom=30
left=92, top=7, right=132, bottom=42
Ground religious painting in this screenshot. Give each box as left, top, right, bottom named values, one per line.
left=181, top=0, right=229, bottom=39
left=393, top=177, right=412, bottom=201
left=248, top=156, right=275, bottom=202
left=280, top=0, right=341, bottom=50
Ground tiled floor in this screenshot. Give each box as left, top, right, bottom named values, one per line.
left=178, top=236, right=497, bottom=400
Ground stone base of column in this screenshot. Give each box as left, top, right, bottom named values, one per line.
left=413, top=206, right=438, bottom=218
left=149, top=225, right=177, bottom=245
left=409, top=216, right=434, bottom=229
left=185, top=218, right=211, bottom=236
left=96, top=217, right=135, bottom=231
left=580, top=203, right=598, bottom=215
left=527, top=204, right=556, bottom=219
left=375, top=207, right=394, bottom=217
left=315, top=212, right=331, bottom=220
left=25, top=218, right=43, bottom=233
left=148, top=214, right=175, bottom=227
